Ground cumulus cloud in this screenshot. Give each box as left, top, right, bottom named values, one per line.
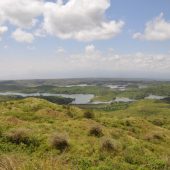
left=0, top=0, right=43, bottom=28
left=133, top=13, right=170, bottom=41
left=12, top=29, right=34, bottom=43
left=0, top=0, right=124, bottom=42
left=43, top=0, right=124, bottom=41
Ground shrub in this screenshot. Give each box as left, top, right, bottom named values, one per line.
left=89, top=126, right=103, bottom=137
left=101, top=137, right=120, bottom=152
left=51, top=133, right=69, bottom=151
left=84, top=110, right=94, bottom=119
left=6, top=129, right=30, bottom=145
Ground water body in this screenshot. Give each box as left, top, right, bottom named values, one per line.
left=145, top=95, right=166, bottom=100
left=60, top=84, right=94, bottom=87
left=92, top=97, right=135, bottom=104
left=104, top=85, right=127, bottom=91
left=0, top=92, right=94, bottom=104
left=114, top=97, right=135, bottom=102
left=0, top=92, right=165, bottom=105
left=91, top=101, right=112, bottom=104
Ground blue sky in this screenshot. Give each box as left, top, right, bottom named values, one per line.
left=0, top=0, right=170, bottom=80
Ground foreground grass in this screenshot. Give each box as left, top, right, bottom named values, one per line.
left=0, top=98, right=170, bottom=170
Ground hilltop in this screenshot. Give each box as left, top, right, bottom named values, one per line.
left=0, top=98, right=170, bottom=170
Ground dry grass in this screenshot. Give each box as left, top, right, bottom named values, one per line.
left=6, top=117, right=24, bottom=125
left=101, top=137, right=121, bottom=153
left=0, top=156, right=17, bottom=170
left=89, top=125, right=103, bottom=137
left=6, top=128, right=30, bottom=145
left=51, top=133, right=69, bottom=152
left=84, top=111, right=95, bottom=119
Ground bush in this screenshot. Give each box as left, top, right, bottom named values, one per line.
left=101, top=137, right=120, bottom=152
left=6, top=129, right=30, bottom=145
left=51, top=133, right=69, bottom=151
left=84, top=111, right=94, bottom=119
left=89, top=126, right=103, bottom=137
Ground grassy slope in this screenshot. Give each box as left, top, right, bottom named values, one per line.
left=0, top=98, right=170, bottom=170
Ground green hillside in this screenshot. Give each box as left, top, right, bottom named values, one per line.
left=0, top=98, right=170, bottom=170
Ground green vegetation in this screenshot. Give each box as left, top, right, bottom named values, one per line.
left=1, top=79, right=170, bottom=102
left=0, top=97, right=170, bottom=169
left=0, top=95, right=74, bottom=105
left=0, top=95, right=23, bottom=102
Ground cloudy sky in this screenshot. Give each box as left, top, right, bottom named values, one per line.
left=0, top=0, right=170, bottom=80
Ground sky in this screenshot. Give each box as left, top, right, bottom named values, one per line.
left=0, top=0, right=170, bottom=80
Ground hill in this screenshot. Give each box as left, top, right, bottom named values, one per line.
left=0, top=98, right=170, bottom=170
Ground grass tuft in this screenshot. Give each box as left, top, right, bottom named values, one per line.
left=51, top=133, right=69, bottom=152
left=89, top=125, right=103, bottom=137
left=84, top=110, right=95, bottom=119
left=101, top=137, right=120, bottom=153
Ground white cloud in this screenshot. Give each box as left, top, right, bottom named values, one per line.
left=0, top=11, right=5, bottom=24
left=133, top=13, right=170, bottom=41
left=0, top=26, right=8, bottom=35
left=0, top=0, right=124, bottom=42
left=63, top=47, right=170, bottom=74
left=0, top=0, right=43, bottom=28
left=12, top=29, right=34, bottom=43
left=85, top=44, right=96, bottom=53
left=0, top=26, right=8, bottom=40
left=43, top=0, right=124, bottom=41
left=56, top=47, right=65, bottom=53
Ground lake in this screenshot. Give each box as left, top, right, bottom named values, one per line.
left=0, top=92, right=165, bottom=105
left=145, top=95, right=166, bottom=100
left=0, top=92, right=94, bottom=104
left=104, top=84, right=127, bottom=91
